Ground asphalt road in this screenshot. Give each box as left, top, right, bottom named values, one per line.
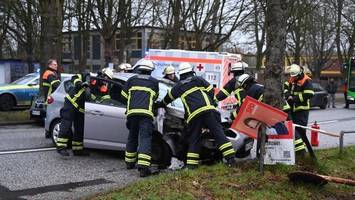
left=0, top=124, right=138, bottom=200
left=0, top=104, right=354, bottom=199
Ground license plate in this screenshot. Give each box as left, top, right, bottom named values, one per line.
left=245, top=141, right=254, bottom=151
left=32, top=110, right=40, bottom=116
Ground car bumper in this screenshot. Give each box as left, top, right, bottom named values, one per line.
left=29, top=107, right=46, bottom=121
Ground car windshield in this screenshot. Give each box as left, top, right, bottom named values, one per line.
left=11, top=74, right=37, bottom=85
left=158, top=82, right=184, bottom=109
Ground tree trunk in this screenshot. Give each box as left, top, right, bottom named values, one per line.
left=264, top=0, right=287, bottom=109
left=40, top=0, right=64, bottom=74
left=335, top=0, right=343, bottom=65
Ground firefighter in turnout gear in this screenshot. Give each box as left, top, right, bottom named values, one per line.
left=42, top=59, right=60, bottom=104
left=90, top=68, right=113, bottom=102
left=157, top=62, right=236, bottom=169
left=216, top=62, right=248, bottom=120
left=56, top=72, right=91, bottom=157
left=285, top=64, right=315, bottom=157
left=162, top=65, right=179, bottom=82
left=121, top=59, right=159, bottom=177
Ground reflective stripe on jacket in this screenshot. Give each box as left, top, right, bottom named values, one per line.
left=121, top=74, right=159, bottom=119
left=162, top=76, right=216, bottom=124
left=42, top=69, right=60, bottom=102
left=288, top=75, right=314, bottom=112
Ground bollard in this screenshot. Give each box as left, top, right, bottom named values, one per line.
left=311, top=121, right=320, bottom=146
left=339, top=131, right=344, bottom=153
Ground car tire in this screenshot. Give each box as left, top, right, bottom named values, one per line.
left=0, top=94, right=15, bottom=111
left=151, top=132, right=172, bottom=169
left=50, top=119, right=61, bottom=146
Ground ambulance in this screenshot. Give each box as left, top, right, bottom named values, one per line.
left=137, top=49, right=247, bottom=108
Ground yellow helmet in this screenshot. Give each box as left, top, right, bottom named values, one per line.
left=163, top=65, right=175, bottom=75
left=289, top=64, right=302, bottom=77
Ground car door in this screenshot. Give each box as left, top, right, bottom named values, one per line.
left=17, top=78, right=39, bottom=105
left=84, top=94, right=129, bottom=150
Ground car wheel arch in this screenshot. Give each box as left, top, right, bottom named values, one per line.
left=0, top=93, right=17, bottom=106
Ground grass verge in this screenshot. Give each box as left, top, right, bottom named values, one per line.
left=0, top=109, right=30, bottom=123
left=90, top=146, right=355, bottom=200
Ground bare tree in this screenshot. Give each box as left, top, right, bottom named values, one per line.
left=90, top=0, right=121, bottom=66
left=0, top=1, right=11, bottom=58
left=286, top=0, right=317, bottom=65
left=304, top=2, right=335, bottom=80
left=264, top=0, right=287, bottom=108
left=242, top=0, right=267, bottom=69
left=74, top=0, right=92, bottom=71
left=39, top=0, right=65, bottom=75
left=6, top=0, right=41, bottom=72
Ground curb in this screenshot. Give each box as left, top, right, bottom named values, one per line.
left=0, top=120, right=38, bottom=126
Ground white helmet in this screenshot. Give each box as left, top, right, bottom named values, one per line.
left=118, top=63, right=131, bottom=71
left=102, top=68, right=113, bottom=79
left=163, top=65, right=175, bottom=75
left=289, top=64, right=302, bottom=77
left=179, top=62, right=193, bottom=75
left=231, top=62, right=248, bottom=72
left=237, top=74, right=252, bottom=86
left=137, top=60, right=155, bottom=71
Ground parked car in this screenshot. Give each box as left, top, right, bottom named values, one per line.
left=0, top=73, right=40, bottom=111
left=310, top=82, right=328, bottom=109
left=45, top=73, right=254, bottom=168
left=29, top=73, right=72, bottom=122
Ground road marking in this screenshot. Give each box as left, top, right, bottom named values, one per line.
left=0, top=147, right=56, bottom=155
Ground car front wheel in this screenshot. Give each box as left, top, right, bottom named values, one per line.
left=0, top=94, right=15, bottom=111
left=151, top=132, right=172, bottom=169
left=50, top=119, right=61, bottom=146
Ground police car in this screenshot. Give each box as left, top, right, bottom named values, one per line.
left=0, top=73, right=39, bottom=111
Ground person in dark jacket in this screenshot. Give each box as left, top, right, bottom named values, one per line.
left=286, top=64, right=315, bottom=157
left=325, top=78, right=338, bottom=108
left=157, top=62, right=236, bottom=169
left=56, top=72, right=91, bottom=157
left=121, top=60, right=159, bottom=177
left=162, top=65, right=179, bottom=82
left=215, top=62, right=248, bottom=120
left=42, top=59, right=60, bottom=104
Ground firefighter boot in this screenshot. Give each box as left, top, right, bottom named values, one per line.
left=138, top=167, right=152, bottom=177
left=57, top=147, right=70, bottom=157
left=225, top=157, right=237, bottom=167
left=73, top=149, right=90, bottom=156
left=126, top=162, right=136, bottom=170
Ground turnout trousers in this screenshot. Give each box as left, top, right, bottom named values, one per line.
left=125, top=115, right=153, bottom=169
left=56, top=99, right=84, bottom=151
left=292, top=110, right=309, bottom=153
left=186, top=111, right=235, bottom=167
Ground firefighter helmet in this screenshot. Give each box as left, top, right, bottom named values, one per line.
left=102, top=68, right=113, bottom=79
left=118, top=63, right=131, bottom=71
left=231, top=62, right=248, bottom=72
left=289, top=64, right=302, bottom=77
left=163, top=65, right=175, bottom=75
left=137, top=60, right=155, bottom=71
left=179, top=62, right=193, bottom=75
left=237, top=74, right=253, bottom=86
